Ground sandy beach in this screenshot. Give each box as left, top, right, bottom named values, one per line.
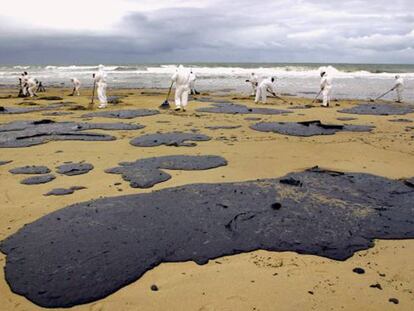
left=0, top=87, right=413, bottom=310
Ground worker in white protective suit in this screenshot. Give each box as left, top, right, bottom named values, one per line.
left=27, top=77, right=38, bottom=97
left=171, top=65, right=191, bottom=112
left=393, top=75, right=404, bottom=103
left=255, top=77, right=277, bottom=104
left=320, top=70, right=333, bottom=107
left=247, top=73, right=258, bottom=96
left=20, top=72, right=30, bottom=97
left=189, top=71, right=199, bottom=95
left=71, top=78, right=81, bottom=96
left=93, top=65, right=108, bottom=108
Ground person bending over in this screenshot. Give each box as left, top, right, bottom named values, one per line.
left=255, top=77, right=276, bottom=104
left=70, top=78, right=81, bottom=96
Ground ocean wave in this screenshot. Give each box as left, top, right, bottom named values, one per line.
left=140, top=65, right=414, bottom=78
left=45, top=65, right=96, bottom=71
left=0, top=64, right=411, bottom=76
left=44, top=65, right=122, bottom=71
left=13, top=65, right=31, bottom=70
left=114, top=66, right=138, bottom=71
left=1, top=65, right=414, bottom=84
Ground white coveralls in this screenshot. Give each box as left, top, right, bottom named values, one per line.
left=21, top=74, right=30, bottom=96
left=320, top=74, right=333, bottom=107
left=71, top=78, right=81, bottom=96
left=249, top=73, right=258, bottom=96
left=172, top=65, right=191, bottom=110
left=94, top=65, right=108, bottom=108
left=189, top=72, right=197, bottom=95
left=255, top=78, right=276, bottom=104
left=394, top=77, right=404, bottom=102
left=27, top=78, right=37, bottom=97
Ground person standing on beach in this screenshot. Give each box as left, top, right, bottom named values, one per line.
left=26, top=77, right=38, bottom=97
left=393, top=75, right=404, bottom=103
left=255, top=77, right=276, bottom=104
left=20, top=72, right=30, bottom=97
left=189, top=70, right=199, bottom=95
left=93, top=65, right=108, bottom=109
left=171, top=65, right=191, bottom=112
left=71, top=78, right=81, bottom=96
left=320, top=70, right=333, bottom=107
left=247, top=73, right=258, bottom=96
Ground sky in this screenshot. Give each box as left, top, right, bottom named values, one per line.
left=0, top=0, right=413, bottom=64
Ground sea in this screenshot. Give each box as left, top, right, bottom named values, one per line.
left=0, top=63, right=413, bottom=101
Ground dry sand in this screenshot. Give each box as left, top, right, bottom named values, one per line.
left=0, top=87, right=413, bottom=310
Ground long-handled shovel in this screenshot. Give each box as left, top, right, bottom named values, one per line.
left=273, top=93, right=290, bottom=104
left=370, top=88, right=394, bottom=102
left=88, top=81, right=96, bottom=110
left=312, top=89, right=323, bottom=105
left=267, top=91, right=291, bottom=104
left=69, top=87, right=75, bottom=97
left=159, top=82, right=174, bottom=109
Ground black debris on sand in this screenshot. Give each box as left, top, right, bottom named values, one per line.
left=0, top=119, right=143, bottom=148
left=9, top=166, right=51, bottom=175
left=250, top=120, right=374, bottom=137
left=339, top=103, right=414, bottom=116
left=130, top=132, right=211, bottom=147
left=20, top=174, right=56, bottom=185
left=56, top=163, right=94, bottom=176
left=45, top=186, right=87, bottom=196
left=106, top=155, right=227, bottom=188
left=1, top=167, right=413, bottom=307
left=196, top=103, right=292, bottom=115
left=82, top=109, right=159, bottom=120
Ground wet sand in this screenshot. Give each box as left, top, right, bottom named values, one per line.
left=0, top=87, right=413, bottom=310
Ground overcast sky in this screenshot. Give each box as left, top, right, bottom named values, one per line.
left=0, top=0, right=413, bottom=64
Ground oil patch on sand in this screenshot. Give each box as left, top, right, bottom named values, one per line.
left=1, top=167, right=413, bottom=308
left=250, top=120, right=374, bottom=137
left=105, top=155, right=228, bottom=188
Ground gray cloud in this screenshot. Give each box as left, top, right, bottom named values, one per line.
left=0, top=0, right=413, bottom=64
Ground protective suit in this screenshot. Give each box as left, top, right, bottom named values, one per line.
left=255, top=77, right=276, bottom=104
left=394, top=75, right=404, bottom=103
left=27, top=78, right=38, bottom=97
left=189, top=71, right=198, bottom=95
left=71, top=78, right=81, bottom=96
left=249, top=73, right=258, bottom=96
left=94, top=65, right=108, bottom=108
left=320, top=71, right=333, bottom=107
left=21, top=73, right=30, bottom=96
left=171, top=65, right=191, bottom=111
